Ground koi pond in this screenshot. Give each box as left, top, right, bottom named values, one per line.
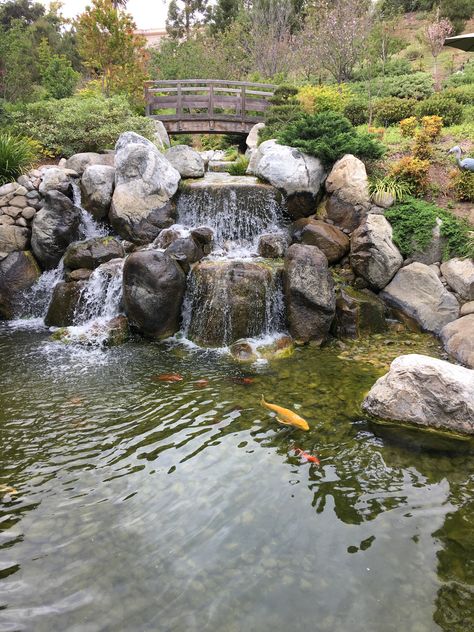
left=0, top=323, right=473, bottom=632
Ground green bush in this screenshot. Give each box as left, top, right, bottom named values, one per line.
left=441, top=85, right=474, bottom=105
left=8, top=95, right=155, bottom=157
left=0, top=133, right=38, bottom=185
left=277, top=111, right=385, bottom=168
left=415, top=96, right=464, bottom=127
left=444, top=60, right=474, bottom=87
left=227, top=155, right=249, bottom=176
left=385, top=198, right=474, bottom=259
left=343, top=97, right=369, bottom=126
left=383, top=72, right=434, bottom=100
left=260, top=84, right=303, bottom=143
left=449, top=169, right=474, bottom=202
left=373, top=97, right=417, bottom=126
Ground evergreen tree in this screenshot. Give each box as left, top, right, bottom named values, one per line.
left=166, top=0, right=209, bottom=40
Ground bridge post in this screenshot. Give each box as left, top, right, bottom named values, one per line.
left=177, top=82, right=182, bottom=131
left=209, top=83, right=214, bottom=131
left=241, top=84, right=246, bottom=123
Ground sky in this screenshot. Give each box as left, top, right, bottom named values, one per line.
left=39, top=0, right=169, bottom=29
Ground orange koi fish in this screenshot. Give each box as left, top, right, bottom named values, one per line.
left=293, top=447, right=320, bottom=465
left=261, top=396, right=309, bottom=431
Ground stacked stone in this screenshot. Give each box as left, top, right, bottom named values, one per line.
left=0, top=171, right=43, bottom=255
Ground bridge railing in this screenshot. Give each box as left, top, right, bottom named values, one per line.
left=144, top=80, right=276, bottom=131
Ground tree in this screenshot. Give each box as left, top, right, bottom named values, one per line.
left=0, top=0, right=44, bottom=28
left=208, top=0, right=241, bottom=34
left=38, top=38, right=80, bottom=99
left=439, top=0, right=473, bottom=35
left=0, top=20, right=36, bottom=101
left=166, top=0, right=209, bottom=40
left=75, top=0, right=148, bottom=103
left=425, top=9, right=452, bottom=87
left=249, top=0, right=295, bottom=78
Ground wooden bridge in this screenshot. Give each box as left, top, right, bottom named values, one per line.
left=144, top=80, right=276, bottom=134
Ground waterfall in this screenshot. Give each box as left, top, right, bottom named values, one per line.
left=16, top=260, right=65, bottom=322
left=71, top=182, right=108, bottom=240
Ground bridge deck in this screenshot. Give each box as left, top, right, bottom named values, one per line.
left=145, top=80, right=276, bottom=134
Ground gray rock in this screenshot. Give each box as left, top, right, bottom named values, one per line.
left=258, top=233, right=288, bottom=258
left=63, top=237, right=124, bottom=270
left=65, top=152, right=115, bottom=175
left=152, top=120, right=171, bottom=150
left=123, top=250, right=186, bottom=339
left=410, top=218, right=447, bottom=265
left=333, top=286, right=386, bottom=339
left=460, top=301, right=474, bottom=317
left=371, top=191, right=394, bottom=208
left=362, top=354, right=474, bottom=434
left=440, top=315, right=474, bottom=368
left=283, top=244, right=335, bottom=344
left=165, top=145, right=205, bottom=178
left=10, top=196, right=28, bottom=209
left=326, top=154, right=370, bottom=206
left=350, top=215, right=403, bottom=290
left=247, top=140, right=326, bottom=218
left=0, top=183, right=18, bottom=197
left=22, top=208, right=36, bottom=221
left=110, top=132, right=180, bottom=243
left=440, top=258, right=474, bottom=301
left=45, top=280, right=86, bottom=327
left=292, top=218, right=349, bottom=264
left=0, top=225, right=29, bottom=253
left=165, top=236, right=204, bottom=268
left=381, top=262, right=459, bottom=334
left=39, top=167, right=71, bottom=195
left=80, top=165, right=115, bottom=220
left=0, top=250, right=41, bottom=319
left=325, top=195, right=368, bottom=232
left=31, top=191, right=81, bottom=269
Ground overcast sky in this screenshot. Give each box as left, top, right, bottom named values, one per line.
left=39, top=0, right=169, bottom=29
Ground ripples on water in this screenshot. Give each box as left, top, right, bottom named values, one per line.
left=0, top=325, right=473, bottom=632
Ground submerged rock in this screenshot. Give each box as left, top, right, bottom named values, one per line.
left=440, top=258, right=474, bottom=301
left=0, top=250, right=41, bottom=319
left=123, top=250, right=186, bottom=339
left=283, top=244, right=335, bottom=344
left=381, top=262, right=459, bottom=335
left=64, top=237, right=124, bottom=271
left=247, top=140, right=326, bottom=218
left=229, top=339, right=258, bottom=362
left=110, top=132, right=180, bottom=244
left=363, top=354, right=474, bottom=435
left=45, top=280, right=86, bottom=327
left=350, top=215, right=403, bottom=290
left=165, top=145, right=205, bottom=178
left=333, top=286, right=386, bottom=339
left=440, top=315, right=474, bottom=368
left=292, top=218, right=349, bottom=264
left=31, top=191, right=81, bottom=269
left=80, top=165, right=115, bottom=220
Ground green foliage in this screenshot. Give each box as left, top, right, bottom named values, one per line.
left=369, top=175, right=413, bottom=201
left=415, top=95, right=463, bottom=126
left=444, top=60, right=474, bottom=87
left=441, top=85, right=474, bottom=105
left=390, top=156, right=430, bottom=195
left=449, top=169, right=474, bottom=202
left=260, top=84, right=303, bottom=143
left=373, top=97, right=417, bottom=126
left=0, top=132, right=38, bottom=185
left=385, top=198, right=474, bottom=259
left=8, top=95, right=154, bottom=156
left=351, top=72, right=434, bottom=101
left=0, top=21, right=37, bottom=102
left=297, top=84, right=351, bottom=115
left=439, top=0, right=474, bottom=34
left=277, top=111, right=385, bottom=168
left=38, top=39, right=80, bottom=100
left=227, top=155, right=249, bottom=175
left=343, top=97, right=369, bottom=126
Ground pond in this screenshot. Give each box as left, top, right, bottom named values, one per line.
left=0, top=323, right=473, bottom=632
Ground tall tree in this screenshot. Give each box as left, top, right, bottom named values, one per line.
left=249, top=0, right=295, bottom=78
left=0, top=0, right=44, bottom=28
left=166, top=0, right=209, bottom=40
left=207, top=0, right=241, bottom=34
left=75, top=0, right=148, bottom=103
left=425, top=8, right=452, bottom=87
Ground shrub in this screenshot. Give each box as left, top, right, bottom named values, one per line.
left=444, top=60, right=474, bottom=87
left=343, top=97, right=369, bottom=126
left=0, top=133, right=38, bottom=185
left=373, top=97, right=417, bottom=126
left=228, top=155, right=249, bottom=176
left=415, top=96, right=463, bottom=126
left=390, top=157, right=430, bottom=195
left=403, top=44, right=424, bottom=61
left=260, top=84, right=303, bottom=143
left=277, top=111, right=385, bottom=168
left=383, top=72, right=434, bottom=100
left=449, top=169, right=474, bottom=202
left=385, top=198, right=474, bottom=259
left=38, top=39, right=79, bottom=100
left=369, top=175, right=413, bottom=201
left=297, top=84, right=351, bottom=115
left=8, top=95, right=155, bottom=157
left=399, top=117, right=418, bottom=138
left=412, top=130, right=433, bottom=160
left=441, top=85, right=474, bottom=105
left=420, top=115, right=443, bottom=140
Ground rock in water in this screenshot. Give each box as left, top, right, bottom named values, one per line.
left=0, top=251, right=41, bottom=319
left=440, top=258, right=474, bottom=301
left=440, top=315, right=474, bottom=368
left=247, top=140, right=326, bottom=218
left=381, top=262, right=459, bottom=334
left=110, top=132, right=180, bottom=244
left=31, top=190, right=81, bottom=269
left=80, top=165, right=116, bottom=220
left=350, top=215, right=403, bottom=290
left=165, top=145, right=205, bottom=178
left=333, top=286, right=386, bottom=339
left=283, top=244, right=335, bottom=344
left=63, top=237, right=124, bottom=271
left=363, top=354, right=474, bottom=435
left=122, top=250, right=185, bottom=339
left=45, top=280, right=86, bottom=326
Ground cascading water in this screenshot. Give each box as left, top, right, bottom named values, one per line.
left=72, top=182, right=108, bottom=240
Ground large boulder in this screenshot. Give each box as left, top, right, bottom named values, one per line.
left=0, top=250, right=41, bottom=319
left=63, top=237, right=124, bottom=271
left=440, top=315, right=474, bottom=369
left=283, top=244, right=335, bottom=344
left=362, top=354, right=474, bottom=435
left=122, top=250, right=186, bottom=339
left=110, top=132, right=180, bottom=244
left=350, top=215, right=403, bottom=290
left=247, top=140, right=326, bottom=218
left=381, top=262, right=459, bottom=334
left=0, top=225, right=29, bottom=253
left=39, top=167, right=72, bottom=196
left=440, top=258, right=474, bottom=301
left=31, top=191, right=82, bottom=269
left=325, top=155, right=370, bottom=231
left=186, top=260, right=275, bottom=346
left=65, top=152, right=115, bottom=175
left=333, top=286, right=386, bottom=339
left=292, top=218, right=349, bottom=264
left=165, top=145, right=205, bottom=178
left=409, top=217, right=447, bottom=265
left=80, top=165, right=115, bottom=220
left=44, top=280, right=86, bottom=327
